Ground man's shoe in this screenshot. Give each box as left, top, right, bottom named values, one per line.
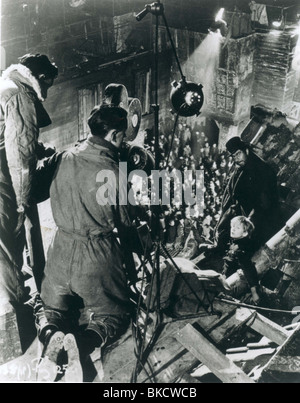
left=37, top=331, right=65, bottom=382
left=64, top=333, right=83, bottom=383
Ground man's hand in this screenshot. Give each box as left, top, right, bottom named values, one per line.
left=36, top=142, right=56, bottom=159
left=250, top=286, right=261, bottom=306
left=24, top=213, right=34, bottom=232
left=15, top=210, right=26, bottom=235
left=198, top=243, right=218, bottom=255
left=15, top=206, right=34, bottom=235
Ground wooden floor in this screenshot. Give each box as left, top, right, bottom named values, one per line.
left=1, top=297, right=300, bottom=383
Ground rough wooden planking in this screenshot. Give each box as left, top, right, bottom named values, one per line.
left=176, top=324, right=255, bottom=383
left=0, top=304, right=22, bottom=366
left=235, top=308, right=290, bottom=346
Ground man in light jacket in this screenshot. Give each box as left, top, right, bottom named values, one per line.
left=0, top=54, right=58, bottom=305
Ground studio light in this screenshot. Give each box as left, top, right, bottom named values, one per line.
left=215, top=8, right=225, bottom=22
left=208, top=8, right=228, bottom=37
left=272, top=16, right=283, bottom=28
left=272, top=8, right=284, bottom=29
left=170, top=80, right=204, bottom=117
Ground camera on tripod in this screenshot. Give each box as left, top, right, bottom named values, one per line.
left=103, top=83, right=155, bottom=176
left=102, top=83, right=156, bottom=258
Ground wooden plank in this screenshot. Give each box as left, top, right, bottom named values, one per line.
left=175, top=373, right=202, bottom=383
left=176, top=324, right=255, bottom=384
left=136, top=317, right=209, bottom=383
left=98, top=329, right=137, bottom=383
left=258, top=324, right=300, bottom=383
left=235, top=308, right=290, bottom=346
left=0, top=304, right=22, bottom=366
left=0, top=337, right=41, bottom=382
left=141, top=305, right=242, bottom=383
left=102, top=301, right=238, bottom=383
left=227, top=348, right=276, bottom=363
left=101, top=299, right=279, bottom=384
left=99, top=304, right=288, bottom=383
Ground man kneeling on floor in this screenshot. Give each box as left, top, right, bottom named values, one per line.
left=37, top=104, right=135, bottom=382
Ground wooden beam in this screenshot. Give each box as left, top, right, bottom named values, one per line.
left=0, top=303, right=22, bottom=366
left=100, top=300, right=238, bottom=383
left=136, top=301, right=238, bottom=383
left=176, top=324, right=255, bottom=384
left=251, top=313, right=290, bottom=346
left=235, top=308, right=290, bottom=346
left=0, top=337, right=40, bottom=382
left=236, top=308, right=290, bottom=346
left=258, top=324, right=300, bottom=383
left=227, top=348, right=276, bottom=363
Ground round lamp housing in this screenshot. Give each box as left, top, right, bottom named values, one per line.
left=170, top=80, right=204, bottom=117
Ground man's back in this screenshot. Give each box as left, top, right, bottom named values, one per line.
left=43, top=136, right=133, bottom=317
left=50, top=137, right=132, bottom=235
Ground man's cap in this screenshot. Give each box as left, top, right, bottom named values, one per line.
left=18, top=53, right=58, bottom=79
left=226, top=136, right=248, bottom=155
left=87, top=103, right=128, bottom=134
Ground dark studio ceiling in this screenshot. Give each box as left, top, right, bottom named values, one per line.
left=1, top=0, right=299, bottom=35
left=1, top=0, right=299, bottom=80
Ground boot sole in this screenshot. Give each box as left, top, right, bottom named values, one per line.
left=64, top=333, right=83, bottom=383
left=37, top=331, right=65, bottom=382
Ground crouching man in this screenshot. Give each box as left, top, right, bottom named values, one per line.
left=37, top=104, right=135, bottom=382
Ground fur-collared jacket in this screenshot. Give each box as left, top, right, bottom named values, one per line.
left=0, top=64, right=52, bottom=210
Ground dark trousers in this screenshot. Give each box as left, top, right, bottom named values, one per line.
left=0, top=195, right=27, bottom=303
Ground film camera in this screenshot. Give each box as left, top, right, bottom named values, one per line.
left=103, top=83, right=155, bottom=176
left=103, top=83, right=154, bottom=257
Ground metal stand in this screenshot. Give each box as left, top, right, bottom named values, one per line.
left=132, top=1, right=206, bottom=382
left=135, top=0, right=190, bottom=325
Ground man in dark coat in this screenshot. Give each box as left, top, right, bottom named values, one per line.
left=0, top=54, right=58, bottom=306
left=215, top=136, right=280, bottom=252
left=37, top=104, right=136, bottom=382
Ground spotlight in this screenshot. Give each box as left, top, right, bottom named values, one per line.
left=272, top=16, right=283, bottom=28
left=208, top=8, right=228, bottom=37
left=215, top=8, right=225, bottom=22
left=272, top=8, right=284, bottom=29
left=170, top=80, right=204, bottom=117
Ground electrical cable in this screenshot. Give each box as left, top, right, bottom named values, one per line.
left=216, top=296, right=300, bottom=315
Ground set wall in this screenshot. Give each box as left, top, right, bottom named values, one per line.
left=253, top=32, right=298, bottom=113
left=17, top=12, right=299, bottom=155
left=40, top=51, right=174, bottom=151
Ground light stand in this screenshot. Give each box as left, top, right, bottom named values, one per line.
left=132, top=1, right=207, bottom=383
